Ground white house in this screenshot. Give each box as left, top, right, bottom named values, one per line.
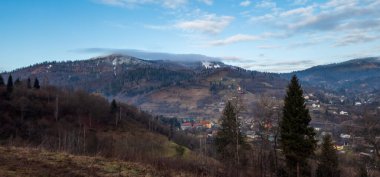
left=339, top=111, right=348, bottom=115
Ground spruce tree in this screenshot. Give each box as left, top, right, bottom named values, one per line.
left=7, top=75, right=13, bottom=93
left=280, top=75, right=316, bottom=177
left=110, top=99, right=119, bottom=126
left=27, top=78, right=32, bottom=89
left=214, top=101, right=246, bottom=165
left=0, top=75, right=4, bottom=87
left=14, top=78, right=22, bottom=86
left=316, top=134, right=340, bottom=177
left=33, top=78, right=40, bottom=89
left=110, top=99, right=118, bottom=114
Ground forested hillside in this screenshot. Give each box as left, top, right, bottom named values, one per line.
left=6, top=54, right=288, bottom=119
left=0, top=78, right=221, bottom=177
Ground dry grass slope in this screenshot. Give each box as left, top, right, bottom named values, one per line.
left=0, top=146, right=196, bottom=177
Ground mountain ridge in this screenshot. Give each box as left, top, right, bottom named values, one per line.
left=2, top=54, right=286, bottom=119
left=285, top=57, right=380, bottom=93
left=3, top=54, right=380, bottom=119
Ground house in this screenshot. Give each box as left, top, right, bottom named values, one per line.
left=355, top=102, right=362, bottom=106
left=327, top=107, right=339, bottom=114
left=182, top=118, right=195, bottom=123
left=335, top=143, right=345, bottom=151
left=200, top=120, right=212, bottom=129
left=193, top=123, right=203, bottom=129
left=340, top=134, right=351, bottom=139
left=245, top=131, right=259, bottom=140
left=181, top=122, right=193, bottom=130
left=181, top=122, right=205, bottom=130
left=312, top=103, right=320, bottom=108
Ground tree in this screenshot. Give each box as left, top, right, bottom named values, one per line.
left=280, top=75, right=316, bottom=177
left=360, top=109, right=380, bottom=162
left=255, top=95, right=282, bottom=176
left=7, top=75, right=13, bottom=93
left=214, top=101, right=246, bottom=166
left=14, top=78, right=22, bottom=86
left=0, top=75, right=4, bottom=87
left=27, top=78, right=32, bottom=89
left=33, top=78, right=40, bottom=89
left=110, top=99, right=118, bottom=114
left=110, top=99, right=119, bottom=126
left=316, top=134, right=340, bottom=177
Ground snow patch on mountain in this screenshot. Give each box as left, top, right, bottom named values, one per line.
left=202, top=61, right=221, bottom=69
left=112, top=58, right=131, bottom=66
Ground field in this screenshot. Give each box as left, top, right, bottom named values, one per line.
left=0, top=146, right=195, bottom=177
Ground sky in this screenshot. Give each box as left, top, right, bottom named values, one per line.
left=0, top=0, right=380, bottom=73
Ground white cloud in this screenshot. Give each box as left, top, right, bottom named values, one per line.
left=249, top=0, right=380, bottom=47
left=257, top=45, right=280, bottom=49
left=292, top=0, right=308, bottom=5
left=209, top=34, right=261, bottom=46
left=255, top=0, right=277, bottom=9
left=199, top=0, right=213, bottom=5
left=240, top=0, right=251, bottom=7
left=250, top=14, right=275, bottom=22
left=335, top=32, right=380, bottom=46
left=321, top=0, right=358, bottom=9
left=280, top=6, right=313, bottom=17
left=162, top=0, right=187, bottom=8
left=97, top=0, right=187, bottom=9
left=144, top=24, right=171, bottom=30
left=175, top=15, right=234, bottom=34
left=221, top=56, right=245, bottom=61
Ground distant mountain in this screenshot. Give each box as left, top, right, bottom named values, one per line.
left=5, top=54, right=380, bottom=118
left=4, top=54, right=287, bottom=119
left=285, top=57, right=380, bottom=94
left=101, top=49, right=221, bottom=62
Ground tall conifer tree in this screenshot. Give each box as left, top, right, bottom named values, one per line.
left=215, top=101, right=246, bottom=165
left=280, top=75, right=316, bottom=177
left=110, top=99, right=118, bottom=114
left=316, top=134, right=340, bottom=177
left=33, top=78, right=40, bottom=89
left=7, top=75, right=13, bottom=93
left=0, top=75, right=4, bottom=87
left=14, top=78, right=21, bottom=86
left=27, top=78, right=32, bottom=89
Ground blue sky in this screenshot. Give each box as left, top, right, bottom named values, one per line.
left=1, top=0, right=380, bottom=72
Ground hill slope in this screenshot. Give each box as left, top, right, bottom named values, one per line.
left=285, top=57, right=380, bottom=93
left=0, top=146, right=195, bottom=177
left=5, top=54, right=380, bottom=118
left=5, top=54, right=288, bottom=119
left=0, top=85, right=221, bottom=177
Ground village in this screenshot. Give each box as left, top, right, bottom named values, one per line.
left=167, top=86, right=380, bottom=167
